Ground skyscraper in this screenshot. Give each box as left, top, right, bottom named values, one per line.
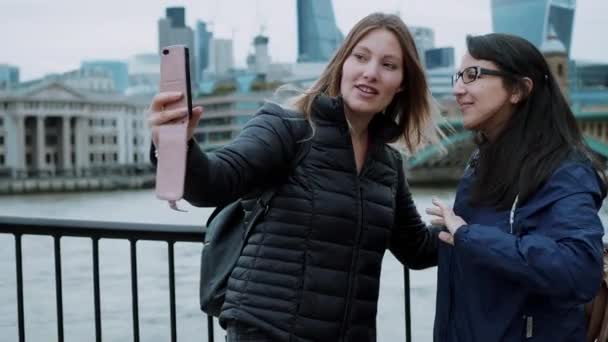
left=425, top=47, right=455, bottom=70
left=409, top=26, right=435, bottom=68
left=491, top=0, right=576, bottom=56
left=158, top=7, right=196, bottom=83
left=195, top=21, right=213, bottom=81
left=296, top=0, right=343, bottom=63
left=211, top=39, right=235, bottom=77
left=166, top=7, right=185, bottom=28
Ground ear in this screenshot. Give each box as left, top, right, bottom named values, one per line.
left=510, top=77, right=533, bottom=104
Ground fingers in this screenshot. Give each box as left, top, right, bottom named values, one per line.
left=430, top=219, right=445, bottom=226
left=150, top=92, right=183, bottom=111
left=432, top=197, right=447, bottom=211
left=438, top=231, right=454, bottom=245
left=187, top=106, right=204, bottom=140
left=425, top=207, right=442, bottom=216
left=191, top=106, right=204, bottom=122
left=148, top=107, right=189, bottom=127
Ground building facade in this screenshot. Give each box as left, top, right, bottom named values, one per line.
left=210, top=39, right=235, bottom=77
left=409, top=26, right=435, bottom=68
left=425, top=47, right=455, bottom=70
left=196, top=20, right=213, bottom=82
left=81, top=60, right=129, bottom=94
left=158, top=7, right=196, bottom=84
left=296, top=0, right=343, bottom=62
left=491, top=0, right=576, bottom=55
left=0, top=64, right=20, bottom=89
left=192, top=93, right=269, bottom=151
left=0, top=81, right=150, bottom=178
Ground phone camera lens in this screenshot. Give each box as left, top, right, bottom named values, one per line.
left=162, top=49, right=169, bottom=55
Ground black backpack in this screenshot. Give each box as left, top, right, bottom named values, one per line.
left=199, top=139, right=310, bottom=318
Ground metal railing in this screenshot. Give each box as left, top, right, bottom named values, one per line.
left=0, top=216, right=412, bottom=342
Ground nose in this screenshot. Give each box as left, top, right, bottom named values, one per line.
left=453, top=79, right=466, bottom=97
left=362, top=62, right=380, bottom=81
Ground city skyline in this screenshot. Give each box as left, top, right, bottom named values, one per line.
left=2, top=0, right=607, bottom=81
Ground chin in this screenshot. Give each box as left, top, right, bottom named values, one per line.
left=345, top=100, right=377, bottom=116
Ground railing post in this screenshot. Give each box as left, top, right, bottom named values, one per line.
left=54, top=236, right=64, bottom=342
left=168, top=241, right=177, bottom=342
left=130, top=239, right=140, bottom=342
left=15, top=233, right=25, bottom=342
left=92, top=237, right=102, bottom=342
left=404, top=266, right=412, bottom=342
left=207, top=315, right=215, bottom=342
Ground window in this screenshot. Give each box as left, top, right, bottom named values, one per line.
left=46, top=154, right=51, bottom=163
left=46, top=135, right=58, bottom=145
left=0, top=154, right=4, bottom=165
left=0, top=136, right=4, bottom=145
left=557, top=64, right=564, bottom=77
left=0, top=117, right=3, bottom=126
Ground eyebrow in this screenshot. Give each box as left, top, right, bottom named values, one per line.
left=352, top=46, right=402, bottom=62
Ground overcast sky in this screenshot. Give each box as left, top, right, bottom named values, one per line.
left=2, top=0, right=607, bottom=81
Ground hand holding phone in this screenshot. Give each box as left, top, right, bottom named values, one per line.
left=155, top=45, right=193, bottom=210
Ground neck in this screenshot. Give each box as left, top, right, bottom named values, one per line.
left=344, top=108, right=373, bottom=141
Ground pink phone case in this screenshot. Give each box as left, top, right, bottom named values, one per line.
left=155, top=45, right=193, bottom=202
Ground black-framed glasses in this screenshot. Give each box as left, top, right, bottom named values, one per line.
left=452, top=66, right=513, bottom=86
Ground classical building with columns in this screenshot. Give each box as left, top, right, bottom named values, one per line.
left=0, top=80, right=151, bottom=181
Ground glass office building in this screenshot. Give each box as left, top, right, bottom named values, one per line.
left=491, top=0, right=576, bottom=55
left=81, top=61, right=129, bottom=93
left=296, top=0, right=343, bottom=62
left=0, top=64, right=19, bottom=88
left=425, top=47, right=455, bottom=70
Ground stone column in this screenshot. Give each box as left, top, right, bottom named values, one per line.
left=16, top=116, right=26, bottom=169
left=75, top=117, right=89, bottom=170
left=36, top=116, right=46, bottom=173
left=62, top=116, right=71, bottom=171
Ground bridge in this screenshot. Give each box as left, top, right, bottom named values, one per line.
left=407, top=111, right=608, bottom=184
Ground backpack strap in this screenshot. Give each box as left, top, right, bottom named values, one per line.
left=242, top=139, right=311, bottom=241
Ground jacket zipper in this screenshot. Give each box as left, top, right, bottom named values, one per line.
left=339, top=183, right=364, bottom=340
left=339, top=142, right=370, bottom=340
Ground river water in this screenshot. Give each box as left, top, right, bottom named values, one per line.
left=1, top=187, right=605, bottom=342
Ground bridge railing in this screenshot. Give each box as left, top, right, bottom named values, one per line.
left=0, top=216, right=413, bottom=342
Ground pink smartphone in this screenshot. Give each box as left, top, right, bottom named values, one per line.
left=155, top=45, right=193, bottom=202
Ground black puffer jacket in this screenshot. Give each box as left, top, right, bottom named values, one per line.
left=182, top=96, right=438, bottom=342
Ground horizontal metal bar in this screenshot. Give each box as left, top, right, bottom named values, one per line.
left=0, top=216, right=205, bottom=242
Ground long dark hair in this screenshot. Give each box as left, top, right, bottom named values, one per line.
left=466, top=33, right=605, bottom=209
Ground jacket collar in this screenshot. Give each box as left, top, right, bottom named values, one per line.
left=311, top=95, right=401, bottom=143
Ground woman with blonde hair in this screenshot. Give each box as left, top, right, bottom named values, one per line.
left=149, top=12, right=440, bottom=342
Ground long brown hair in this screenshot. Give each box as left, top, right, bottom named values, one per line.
left=291, top=12, right=439, bottom=152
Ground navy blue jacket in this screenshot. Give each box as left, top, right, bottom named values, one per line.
left=434, top=153, right=605, bottom=341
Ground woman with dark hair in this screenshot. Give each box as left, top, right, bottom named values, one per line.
left=149, top=12, right=440, bottom=342
left=427, top=33, right=607, bottom=341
